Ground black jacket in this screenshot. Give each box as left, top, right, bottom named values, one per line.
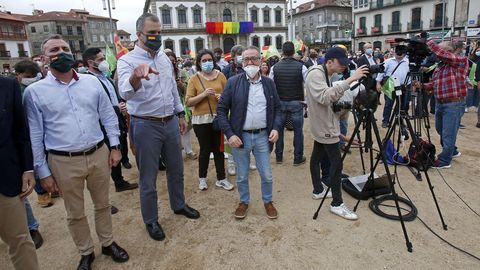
left=0, top=76, right=33, bottom=197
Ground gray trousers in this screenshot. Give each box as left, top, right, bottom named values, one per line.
left=130, top=116, right=186, bottom=224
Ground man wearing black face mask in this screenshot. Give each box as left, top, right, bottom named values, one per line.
left=213, top=47, right=228, bottom=71
left=117, top=13, right=200, bottom=242
left=24, top=35, right=130, bottom=269
left=304, top=48, right=322, bottom=69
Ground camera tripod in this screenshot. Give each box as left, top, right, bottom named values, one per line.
left=312, top=100, right=414, bottom=252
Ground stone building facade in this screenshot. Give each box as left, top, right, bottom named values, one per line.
left=0, top=11, right=31, bottom=72
left=151, top=0, right=287, bottom=57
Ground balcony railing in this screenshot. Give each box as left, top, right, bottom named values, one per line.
left=370, top=0, right=415, bottom=9
left=388, top=24, right=402, bottom=33
left=407, top=21, right=423, bottom=31
left=371, top=25, right=383, bottom=34
left=0, top=31, right=27, bottom=40
left=357, top=28, right=367, bottom=36
left=0, top=51, right=11, bottom=58
left=317, top=21, right=340, bottom=28
left=18, top=51, right=29, bottom=57
left=430, top=18, right=449, bottom=29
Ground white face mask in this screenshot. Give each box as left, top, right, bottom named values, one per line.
left=77, top=66, right=88, bottom=74
left=244, top=65, right=259, bottom=79
left=35, top=61, right=43, bottom=68
left=97, top=60, right=110, bottom=74
left=21, top=77, right=40, bottom=86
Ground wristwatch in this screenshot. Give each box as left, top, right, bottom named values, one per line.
left=110, top=145, right=121, bottom=151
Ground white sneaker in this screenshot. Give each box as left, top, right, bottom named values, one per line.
left=249, top=163, right=257, bottom=170
left=224, top=153, right=229, bottom=159
left=465, top=107, right=469, bottom=113
left=198, top=178, right=208, bottom=190
left=312, top=189, right=332, bottom=200
left=227, top=163, right=236, bottom=176
left=330, top=203, right=358, bottom=220
left=452, top=152, right=461, bottom=158
left=216, top=179, right=234, bottom=191
left=209, top=153, right=214, bottom=160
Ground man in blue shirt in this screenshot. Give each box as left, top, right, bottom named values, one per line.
left=117, top=13, right=200, bottom=242
left=24, top=35, right=129, bottom=269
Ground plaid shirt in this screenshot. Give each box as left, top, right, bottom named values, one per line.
left=424, top=40, right=468, bottom=101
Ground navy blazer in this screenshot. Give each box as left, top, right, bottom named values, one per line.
left=0, top=76, right=33, bottom=197
left=216, top=73, right=282, bottom=146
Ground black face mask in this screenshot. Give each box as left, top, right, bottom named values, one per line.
left=49, top=53, right=75, bottom=73
left=310, top=54, right=318, bottom=59
left=143, top=34, right=162, bottom=51
left=214, top=55, right=221, bottom=61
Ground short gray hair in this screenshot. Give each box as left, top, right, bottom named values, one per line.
left=136, top=13, right=160, bottom=32
left=230, top=45, right=245, bottom=56
left=243, top=46, right=261, bottom=57
left=41, top=34, right=65, bottom=53
left=363, top=42, right=372, bottom=49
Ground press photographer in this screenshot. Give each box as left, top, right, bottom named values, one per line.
left=376, top=45, right=411, bottom=128
left=305, top=47, right=369, bottom=220
left=413, top=39, right=468, bottom=169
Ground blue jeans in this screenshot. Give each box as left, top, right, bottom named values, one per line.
left=466, top=88, right=480, bottom=107
left=339, top=118, right=348, bottom=146
left=382, top=90, right=411, bottom=124
left=275, top=100, right=304, bottom=162
left=232, top=130, right=273, bottom=204
left=435, top=100, right=465, bottom=165
left=24, top=199, right=39, bottom=231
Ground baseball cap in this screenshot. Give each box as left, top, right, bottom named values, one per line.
left=325, top=47, right=350, bottom=66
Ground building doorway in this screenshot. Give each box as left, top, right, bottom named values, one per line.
left=223, top=37, right=235, bottom=53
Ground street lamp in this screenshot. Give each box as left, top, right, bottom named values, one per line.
left=102, top=0, right=116, bottom=53
left=288, top=0, right=297, bottom=41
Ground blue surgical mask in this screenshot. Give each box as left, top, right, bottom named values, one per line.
left=201, top=61, right=214, bottom=73
left=476, top=51, right=480, bottom=57
left=365, top=48, right=373, bottom=55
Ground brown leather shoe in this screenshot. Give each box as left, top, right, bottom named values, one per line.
left=234, top=203, right=248, bottom=219
left=264, top=202, right=278, bottom=219
left=37, top=193, right=53, bottom=208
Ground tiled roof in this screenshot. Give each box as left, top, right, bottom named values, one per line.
left=117, top=29, right=131, bottom=36
left=296, top=0, right=349, bottom=14
left=12, top=9, right=117, bottom=23
left=0, top=11, right=27, bottom=22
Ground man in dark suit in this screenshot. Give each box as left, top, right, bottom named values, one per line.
left=357, top=42, right=380, bottom=92
left=0, top=76, right=39, bottom=270
left=304, top=48, right=323, bottom=68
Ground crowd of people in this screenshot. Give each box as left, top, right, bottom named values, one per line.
left=1, top=12, right=479, bottom=270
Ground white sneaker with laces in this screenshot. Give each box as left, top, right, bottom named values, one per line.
left=209, top=153, right=214, bottom=160
left=198, top=178, right=208, bottom=190
left=227, top=163, right=236, bottom=176
left=312, top=189, right=332, bottom=200
left=452, top=152, right=461, bottom=158
left=330, top=203, right=358, bottom=220
left=216, top=179, right=234, bottom=191
left=249, top=163, right=257, bottom=170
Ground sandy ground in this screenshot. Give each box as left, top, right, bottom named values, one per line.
left=1, top=108, right=480, bottom=270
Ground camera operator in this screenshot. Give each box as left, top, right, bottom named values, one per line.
left=305, top=47, right=369, bottom=220
left=413, top=40, right=468, bottom=169
left=376, top=45, right=410, bottom=128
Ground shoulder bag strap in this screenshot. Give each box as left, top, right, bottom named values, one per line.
left=390, top=60, right=405, bottom=77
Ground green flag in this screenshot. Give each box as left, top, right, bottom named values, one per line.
left=104, top=43, right=117, bottom=76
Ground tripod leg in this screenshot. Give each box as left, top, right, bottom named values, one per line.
left=313, top=186, right=331, bottom=220
left=371, top=116, right=413, bottom=252
left=404, top=117, right=448, bottom=230
left=353, top=110, right=367, bottom=174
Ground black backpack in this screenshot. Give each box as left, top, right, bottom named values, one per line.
left=407, top=139, right=436, bottom=171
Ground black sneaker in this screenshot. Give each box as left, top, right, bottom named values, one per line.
left=111, top=205, right=119, bottom=215
left=293, top=156, right=306, bottom=166
left=122, top=161, right=132, bottom=169
left=276, top=156, right=283, bottom=164
left=115, top=181, right=139, bottom=192
left=29, top=230, right=43, bottom=249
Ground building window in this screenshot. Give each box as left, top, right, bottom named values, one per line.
left=43, top=25, right=48, bottom=32
left=373, top=41, right=382, bottom=50
left=178, top=9, right=187, bottom=25
left=195, top=38, right=204, bottom=52
left=295, top=19, right=298, bottom=26
left=359, top=17, right=366, bottom=29
left=318, top=14, right=323, bottom=24
left=31, top=26, right=36, bottom=33
left=77, top=26, right=82, bottom=35
left=251, top=9, right=258, bottom=23
left=434, top=4, right=444, bottom=27
left=67, top=26, right=73, bottom=35
left=79, top=40, right=85, bottom=51
left=391, top=11, right=400, bottom=31
left=411, top=8, right=421, bottom=30
left=377, top=0, right=384, bottom=8
left=264, top=36, right=271, bottom=46
left=68, top=40, right=76, bottom=51
left=193, top=9, right=202, bottom=24
left=275, top=35, right=282, bottom=50
left=275, top=10, right=282, bottom=24
left=56, top=25, right=62, bottom=34
left=223, top=9, right=232, bottom=22
left=309, top=16, right=313, bottom=26
left=32, top=42, right=41, bottom=50
left=252, top=36, right=259, bottom=47
left=161, top=8, right=172, bottom=25
left=374, top=14, right=381, bottom=27
left=302, top=18, right=305, bottom=27
left=92, top=34, right=98, bottom=42
left=164, top=39, right=174, bottom=51
left=180, top=39, right=190, bottom=55
left=263, top=9, right=270, bottom=24
left=394, top=0, right=401, bottom=4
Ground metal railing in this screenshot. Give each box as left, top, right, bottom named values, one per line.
left=407, top=21, right=423, bottom=31
left=0, top=51, right=11, bottom=57
left=371, top=25, right=383, bottom=34
left=0, top=31, right=27, bottom=39
left=388, top=23, right=402, bottom=33
left=18, top=51, right=29, bottom=57
left=357, top=28, right=367, bottom=36
left=430, top=18, right=448, bottom=29
left=370, top=0, right=415, bottom=9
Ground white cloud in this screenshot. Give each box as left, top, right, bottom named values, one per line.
left=1, top=0, right=143, bottom=38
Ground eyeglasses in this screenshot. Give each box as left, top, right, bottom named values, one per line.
left=243, top=56, right=261, bottom=63
left=201, top=59, right=213, bottom=63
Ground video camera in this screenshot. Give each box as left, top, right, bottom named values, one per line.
left=394, top=34, right=431, bottom=72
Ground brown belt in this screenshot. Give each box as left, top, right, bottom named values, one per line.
left=49, top=141, right=104, bottom=157
left=131, top=115, right=174, bottom=122
left=437, top=97, right=464, bottom=104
